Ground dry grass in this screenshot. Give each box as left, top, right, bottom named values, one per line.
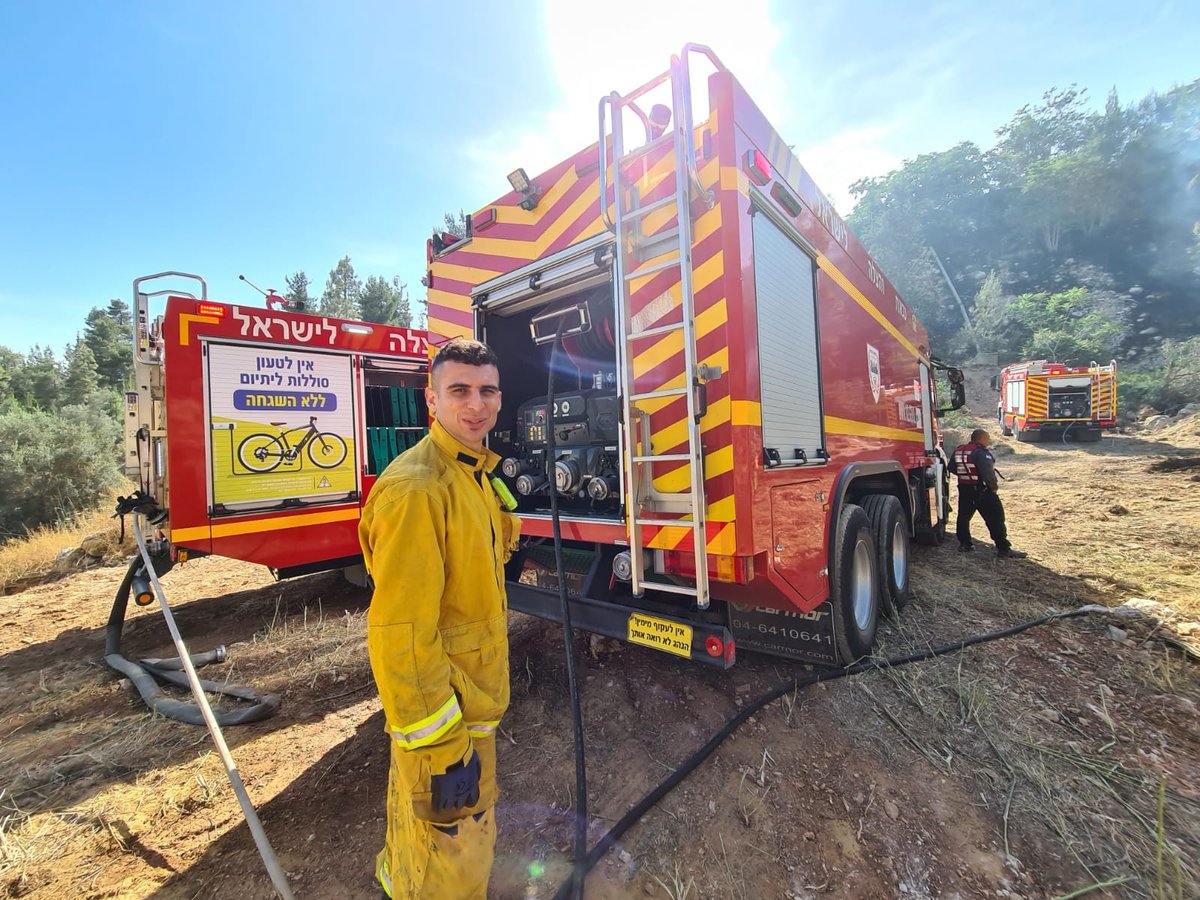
left=944, top=409, right=1200, bottom=623
left=0, top=495, right=132, bottom=595
left=0, top=566, right=373, bottom=895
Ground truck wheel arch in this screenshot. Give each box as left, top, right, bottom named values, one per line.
left=831, top=462, right=913, bottom=538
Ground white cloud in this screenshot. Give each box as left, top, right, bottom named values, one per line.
left=460, top=0, right=784, bottom=197
left=793, top=124, right=904, bottom=214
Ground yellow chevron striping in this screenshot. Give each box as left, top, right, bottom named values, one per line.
left=488, top=166, right=580, bottom=225
left=635, top=157, right=721, bottom=233
left=628, top=224, right=722, bottom=293
left=467, top=186, right=606, bottom=259
left=433, top=260, right=508, bottom=284
left=632, top=289, right=725, bottom=376
left=706, top=526, right=736, bottom=555
left=825, top=415, right=924, bottom=444
left=719, top=166, right=750, bottom=195
left=427, top=314, right=472, bottom=341
left=816, top=256, right=919, bottom=359
left=637, top=346, right=730, bottom=415
left=731, top=400, right=761, bottom=426
left=651, top=442, right=734, bottom=494
left=650, top=393, right=731, bottom=455
left=707, top=495, right=735, bottom=521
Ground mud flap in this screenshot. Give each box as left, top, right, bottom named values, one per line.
left=727, top=601, right=840, bottom=666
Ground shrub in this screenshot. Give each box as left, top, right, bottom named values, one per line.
left=0, top=403, right=123, bottom=540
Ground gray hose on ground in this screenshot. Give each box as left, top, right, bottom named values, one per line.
left=130, top=513, right=295, bottom=900
left=104, top=556, right=279, bottom=726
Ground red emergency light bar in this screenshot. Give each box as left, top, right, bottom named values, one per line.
left=198, top=302, right=226, bottom=318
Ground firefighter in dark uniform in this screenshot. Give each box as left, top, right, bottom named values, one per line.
left=951, top=429, right=1026, bottom=558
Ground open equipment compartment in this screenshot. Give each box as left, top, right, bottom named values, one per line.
left=481, top=282, right=624, bottom=524
left=362, top=357, right=429, bottom=476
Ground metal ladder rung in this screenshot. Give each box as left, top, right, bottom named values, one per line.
left=622, top=194, right=678, bottom=222
left=605, top=53, right=712, bottom=610
left=630, top=387, right=687, bottom=402
left=633, top=517, right=696, bottom=527
left=637, top=581, right=698, bottom=597
left=628, top=320, right=685, bottom=341
left=624, top=255, right=681, bottom=280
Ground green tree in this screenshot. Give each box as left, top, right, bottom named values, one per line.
left=284, top=271, right=313, bottom=313
left=0, top=347, right=23, bottom=411
left=1011, top=145, right=1119, bottom=253
left=992, top=86, right=1095, bottom=179
left=848, top=142, right=999, bottom=346
left=1008, top=287, right=1127, bottom=363
left=11, top=346, right=62, bottom=411
left=0, top=404, right=121, bottom=538
left=359, top=276, right=412, bottom=326
left=63, top=338, right=100, bottom=406
left=442, top=210, right=470, bottom=238
left=83, top=300, right=132, bottom=390
left=321, top=257, right=361, bottom=319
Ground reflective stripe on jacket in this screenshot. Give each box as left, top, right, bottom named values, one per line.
left=953, top=442, right=981, bottom=484
left=360, top=418, right=521, bottom=776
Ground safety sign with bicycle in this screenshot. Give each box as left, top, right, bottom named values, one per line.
left=205, top=343, right=358, bottom=509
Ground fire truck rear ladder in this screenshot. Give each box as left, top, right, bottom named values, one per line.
left=1090, top=359, right=1117, bottom=421
left=599, top=45, right=723, bottom=609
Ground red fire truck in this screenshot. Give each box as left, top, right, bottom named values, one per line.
left=124, top=272, right=431, bottom=578
left=424, top=45, right=963, bottom=667
left=993, top=359, right=1117, bottom=443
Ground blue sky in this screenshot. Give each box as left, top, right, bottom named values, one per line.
left=2, top=0, right=1197, bottom=355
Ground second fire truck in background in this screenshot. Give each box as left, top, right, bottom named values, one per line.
left=994, top=359, right=1117, bottom=443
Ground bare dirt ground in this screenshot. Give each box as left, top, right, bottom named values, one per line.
left=2, top=398, right=1198, bottom=899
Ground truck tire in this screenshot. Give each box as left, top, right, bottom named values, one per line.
left=1078, top=428, right=1102, bottom=443
left=1015, top=423, right=1037, bottom=443
left=830, top=504, right=879, bottom=662
left=861, top=494, right=910, bottom=615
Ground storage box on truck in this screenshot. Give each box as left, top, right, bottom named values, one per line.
left=125, top=272, right=431, bottom=578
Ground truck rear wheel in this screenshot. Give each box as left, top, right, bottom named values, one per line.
left=861, top=494, right=910, bottom=615
left=830, top=504, right=879, bottom=662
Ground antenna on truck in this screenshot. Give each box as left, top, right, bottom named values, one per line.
left=238, top=274, right=289, bottom=310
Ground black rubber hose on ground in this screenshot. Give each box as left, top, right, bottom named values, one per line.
left=551, top=607, right=1093, bottom=899
left=545, top=317, right=589, bottom=900
left=104, top=556, right=280, bottom=725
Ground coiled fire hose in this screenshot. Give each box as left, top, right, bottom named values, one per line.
left=113, top=511, right=295, bottom=900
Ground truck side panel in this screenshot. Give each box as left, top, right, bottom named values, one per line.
left=159, top=297, right=428, bottom=571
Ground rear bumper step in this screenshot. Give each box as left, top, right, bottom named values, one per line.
left=506, top=581, right=735, bottom=668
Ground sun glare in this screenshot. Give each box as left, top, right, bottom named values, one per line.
left=461, top=0, right=782, bottom=199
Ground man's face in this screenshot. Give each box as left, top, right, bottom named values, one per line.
left=977, top=432, right=991, bottom=448
left=426, top=360, right=501, bottom=452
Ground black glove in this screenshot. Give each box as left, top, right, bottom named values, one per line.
left=431, top=750, right=481, bottom=812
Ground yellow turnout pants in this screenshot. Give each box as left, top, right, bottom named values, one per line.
left=377, top=733, right=497, bottom=899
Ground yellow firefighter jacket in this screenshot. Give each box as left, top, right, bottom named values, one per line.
left=360, top=418, right=520, bottom=796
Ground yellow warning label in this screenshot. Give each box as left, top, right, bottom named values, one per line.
left=627, top=613, right=693, bottom=659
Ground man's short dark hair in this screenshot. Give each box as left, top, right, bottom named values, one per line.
left=971, top=429, right=989, bottom=442
left=430, top=338, right=499, bottom=378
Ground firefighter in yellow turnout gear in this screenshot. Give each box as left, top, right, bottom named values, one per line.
left=359, top=339, right=519, bottom=899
